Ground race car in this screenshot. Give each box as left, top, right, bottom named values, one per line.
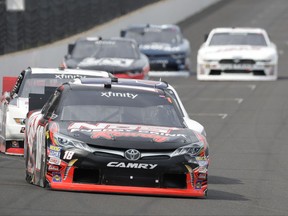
left=120, top=24, right=191, bottom=77
left=61, top=37, right=150, bottom=79
left=25, top=77, right=209, bottom=197
left=0, top=67, right=112, bottom=155
left=197, top=27, right=278, bottom=81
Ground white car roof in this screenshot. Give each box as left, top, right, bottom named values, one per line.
left=210, top=27, right=267, bottom=34
left=30, top=68, right=111, bottom=77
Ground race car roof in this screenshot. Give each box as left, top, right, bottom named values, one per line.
left=73, top=77, right=169, bottom=90
left=75, top=36, right=137, bottom=45
left=124, top=24, right=181, bottom=32
left=210, top=27, right=268, bottom=34
left=28, top=67, right=112, bottom=77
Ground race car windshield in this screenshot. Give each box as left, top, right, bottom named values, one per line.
left=209, top=33, right=267, bottom=46
left=126, top=29, right=182, bottom=45
left=17, top=77, right=69, bottom=98
left=72, top=40, right=140, bottom=59
left=59, top=89, right=184, bottom=128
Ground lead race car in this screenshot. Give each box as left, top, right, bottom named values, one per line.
left=121, top=24, right=191, bottom=77
left=0, top=67, right=112, bottom=155
left=197, top=27, right=278, bottom=81
left=25, top=78, right=209, bottom=197
left=62, top=37, right=150, bottom=79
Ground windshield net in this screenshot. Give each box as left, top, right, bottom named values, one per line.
left=59, top=88, right=184, bottom=128
left=209, top=33, right=267, bottom=46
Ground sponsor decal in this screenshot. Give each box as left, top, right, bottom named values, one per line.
left=49, top=157, right=61, bottom=165
left=68, top=123, right=184, bottom=143
left=52, top=172, right=62, bottom=182
left=64, top=159, right=78, bottom=180
left=55, top=74, right=87, bottom=79
left=49, top=150, right=61, bottom=158
left=198, top=167, right=208, bottom=174
left=107, top=162, right=157, bottom=169
left=101, top=92, right=138, bottom=99
left=140, top=44, right=180, bottom=52
left=149, top=59, right=169, bottom=64
left=68, top=123, right=176, bottom=134
left=63, top=151, right=75, bottom=160
left=49, top=145, right=61, bottom=152
left=48, top=165, right=60, bottom=172
left=95, top=41, right=115, bottom=45
left=79, top=58, right=133, bottom=67
left=198, top=173, right=207, bottom=180
left=92, top=131, right=170, bottom=142
left=195, top=181, right=202, bottom=189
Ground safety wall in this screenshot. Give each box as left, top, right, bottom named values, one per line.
left=0, top=0, right=158, bottom=55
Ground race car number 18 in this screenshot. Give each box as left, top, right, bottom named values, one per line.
left=63, top=151, right=74, bottom=160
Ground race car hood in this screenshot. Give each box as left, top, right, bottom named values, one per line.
left=76, top=57, right=138, bottom=73
left=52, top=122, right=201, bottom=150
left=139, top=43, right=181, bottom=55
left=198, top=45, right=276, bottom=61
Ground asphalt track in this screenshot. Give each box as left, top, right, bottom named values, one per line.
left=1, top=0, right=288, bottom=215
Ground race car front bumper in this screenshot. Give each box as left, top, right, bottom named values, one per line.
left=46, top=148, right=208, bottom=197
left=148, top=55, right=190, bottom=72
left=50, top=180, right=206, bottom=197
left=197, top=60, right=277, bottom=81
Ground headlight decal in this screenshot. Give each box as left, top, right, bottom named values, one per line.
left=52, top=132, right=93, bottom=152
left=170, top=143, right=204, bottom=157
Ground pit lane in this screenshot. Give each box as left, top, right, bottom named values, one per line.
left=1, top=0, right=288, bottom=215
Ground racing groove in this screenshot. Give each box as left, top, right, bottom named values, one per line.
left=1, top=0, right=288, bottom=215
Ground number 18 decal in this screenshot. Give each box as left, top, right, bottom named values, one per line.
left=63, top=151, right=74, bottom=160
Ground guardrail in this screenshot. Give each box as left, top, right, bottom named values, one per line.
left=0, top=0, right=158, bottom=55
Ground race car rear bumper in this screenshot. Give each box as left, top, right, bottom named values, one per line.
left=49, top=181, right=207, bottom=197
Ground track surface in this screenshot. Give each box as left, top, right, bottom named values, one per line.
left=1, top=0, right=288, bottom=215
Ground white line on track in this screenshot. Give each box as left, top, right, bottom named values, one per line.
left=198, top=98, right=243, bottom=104
left=189, top=113, right=228, bottom=119
left=230, top=84, right=256, bottom=91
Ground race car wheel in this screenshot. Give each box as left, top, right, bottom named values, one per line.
left=38, top=143, right=48, bottom=188
left=25, top=143, right=33, bottom=184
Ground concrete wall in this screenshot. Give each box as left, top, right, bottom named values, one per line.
left=0, top=0, right=220, bottom=77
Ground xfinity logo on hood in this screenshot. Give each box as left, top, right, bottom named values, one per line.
left=101, top=91, right=138, bottom=99
left=107, top=162, right=157, bottom=169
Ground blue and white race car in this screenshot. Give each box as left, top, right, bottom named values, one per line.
left=121, top=24, right=191, bottom=77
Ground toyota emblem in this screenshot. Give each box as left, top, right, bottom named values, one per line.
left=124, top=149, right=141, bottom=161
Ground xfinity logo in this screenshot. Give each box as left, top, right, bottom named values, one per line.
left=107, top=162, right=157, bottom=169
left=101, top=92, right=138, bottom=99
left=55, top=74, right=87, bottom=79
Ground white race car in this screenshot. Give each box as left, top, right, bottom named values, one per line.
left=0, top=67, right=113, bottom=155
left=197, top=27, right=278, bottom=81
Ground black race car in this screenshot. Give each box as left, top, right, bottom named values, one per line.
left=121, top=24, right=191, bottom=76
left=25, top=78, right=209, bottom=197
left=62, top=37, right=150, bottom=79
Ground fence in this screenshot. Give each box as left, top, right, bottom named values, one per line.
left=0, top=0, right=158, bottom=55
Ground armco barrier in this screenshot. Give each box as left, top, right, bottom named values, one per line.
left=0, top=0, right=158, bottom=55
